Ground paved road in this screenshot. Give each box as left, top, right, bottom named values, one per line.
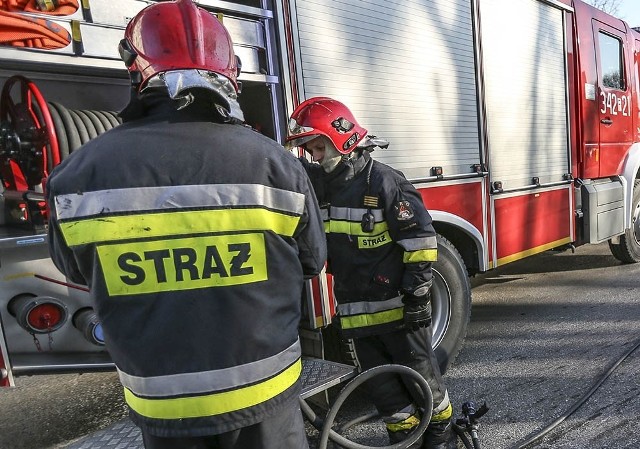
left=1, top=241, right=639, bottom=449
left=445, top=242, right=640, bottom=449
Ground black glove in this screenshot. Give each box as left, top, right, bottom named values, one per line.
left=403, top=294, right=432, bottom=331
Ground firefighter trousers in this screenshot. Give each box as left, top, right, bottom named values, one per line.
left=140, top=402, right=309, bottom=449
left=353, top=327, right=449, bottom=420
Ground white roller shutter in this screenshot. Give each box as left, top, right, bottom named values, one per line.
left=290, top=0, right=480, bottom=180
left=480, top=0, right=570, bottom=190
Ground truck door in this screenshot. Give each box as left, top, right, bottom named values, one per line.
left=479, top=0, right=573, bottom=267
left=592, top=21, right=633, bottom=177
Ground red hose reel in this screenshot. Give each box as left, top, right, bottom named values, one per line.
left=0, top=75, right=60, bottom=191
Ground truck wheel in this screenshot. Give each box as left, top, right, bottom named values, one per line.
left=431, top=234, right=472, bottom=373
left=609, top=180, right=640, bottom=264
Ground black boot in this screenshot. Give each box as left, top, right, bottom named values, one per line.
left=422, top=419, right=456, bottom=449
left=387, top=428, right=423, bottom=449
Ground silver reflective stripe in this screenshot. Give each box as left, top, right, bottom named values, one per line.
left=433, top=391, right=451, bottom=415
left=338, top=296, right=404, bottom=316
left=117, top=339, right=301, bottom=397
left=397, top=236, right=438, bottom=251
left=330, top=206, right=384, bottom=222
left=55, top=184, right=305, bottom=220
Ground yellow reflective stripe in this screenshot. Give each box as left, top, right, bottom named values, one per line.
left=358, top=231, right=392, bottom=249
left=124, top=359, right=302, bottom=419
left=59, top=209, right=300, bottom=247
left=340, top=307, right=403, bottom=330
left=386, top=414, right=421, bottom=432
left=327, top=220, right=388, bottom=236
left=97, top=233, right=267, bottom=296
left=403, top=249, right=438, bottom=263
left=431, top=403, right=453, bottom=422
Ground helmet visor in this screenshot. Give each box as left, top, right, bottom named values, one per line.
left=286, top=117, right=318, bottom=148
left=144, top=69, right=244, bottom=121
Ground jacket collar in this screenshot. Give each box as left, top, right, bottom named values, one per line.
left=323, top=150, right=371, bottom=195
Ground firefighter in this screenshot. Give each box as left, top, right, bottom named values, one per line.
left=46, top=1, right=326, bottom=448
left=287, top=97, right=455, bottom=449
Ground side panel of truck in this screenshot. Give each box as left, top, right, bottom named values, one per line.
left=286, top=0, right=577, bottom=268
left=288, top=0, right=482, bottom=181
left=480, top=0, right=574, bottom=266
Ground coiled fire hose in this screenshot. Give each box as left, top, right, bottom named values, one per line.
left=300, top=364, right=433, bottom=449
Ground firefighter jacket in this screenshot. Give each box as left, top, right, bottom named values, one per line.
left=46, top=96, right=327, bottom=437
left=303, top=151, right=437, bottom=338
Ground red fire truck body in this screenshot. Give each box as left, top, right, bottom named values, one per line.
left=1, top=0, right=639, bottom=388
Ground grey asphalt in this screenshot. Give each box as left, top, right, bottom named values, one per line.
left=0, top=241, right=638, bottom=449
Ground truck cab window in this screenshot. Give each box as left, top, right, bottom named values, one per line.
left=599, top=31, right=626, bottom=90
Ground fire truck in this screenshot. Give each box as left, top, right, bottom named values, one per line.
left=1, top=0, right=639, bottom=390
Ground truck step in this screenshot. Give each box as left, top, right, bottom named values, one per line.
left=61, top=358, right=356, bottom=448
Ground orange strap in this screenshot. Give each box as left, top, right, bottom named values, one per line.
left=0, top=10, right=70, bottom=49
left=0, top=0, right=79, bottom=15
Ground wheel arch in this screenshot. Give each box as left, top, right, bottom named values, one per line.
left=620, top=143, right=640, bottom=228
left=430, top=210, right=486, bottom=276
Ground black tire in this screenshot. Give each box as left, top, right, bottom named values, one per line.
left=431, top=234, right=472, bottom=373
left=609, top=179, right=640, bottom=263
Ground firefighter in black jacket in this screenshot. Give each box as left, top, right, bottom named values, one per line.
left=287, top=97, right=454, bottom=449
left=46, top=1, right=326, bottom=448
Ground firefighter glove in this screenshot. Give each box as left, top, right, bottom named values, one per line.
left=403, top=297, right=432, bottom=331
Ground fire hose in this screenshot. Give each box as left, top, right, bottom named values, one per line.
left=300, top=364, right=433, bottom=449
left=301, top=363, right=490, bottom=449
left=513, top=336, right=640, bottom=449
left=0, top=75, right=121, bottom=191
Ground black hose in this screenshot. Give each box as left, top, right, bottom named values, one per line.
left=514, top=337, right=640, bottom=448
left=301, top=364, right=433, bottom=449
left=68, top=109, right=91, bottom=145
left=46, top=102, right=68, bottom=163
left=82, top=110, right=106, bottom=135
left=453, top=423, right=474, bottom=449
left=49, top=102, right=82, bottom=154
left=74, top=110, right=98, bottom=140
left=90, top=110, right=113, bottom=131
left=336, top=411, right=379, bottom=434
left=100, top=110, right=121, bottom=128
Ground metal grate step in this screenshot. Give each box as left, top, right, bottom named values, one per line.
left=63, top=357, right=356, bottom=448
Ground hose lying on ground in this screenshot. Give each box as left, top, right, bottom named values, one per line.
left=515, top=336, right=640, bottom=448
left=300, top=364, right=433, bottom=449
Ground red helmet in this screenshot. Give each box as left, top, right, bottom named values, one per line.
left=286, top=97, right=368, bottom=154
left=118, top=0, right=239, bottom=92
